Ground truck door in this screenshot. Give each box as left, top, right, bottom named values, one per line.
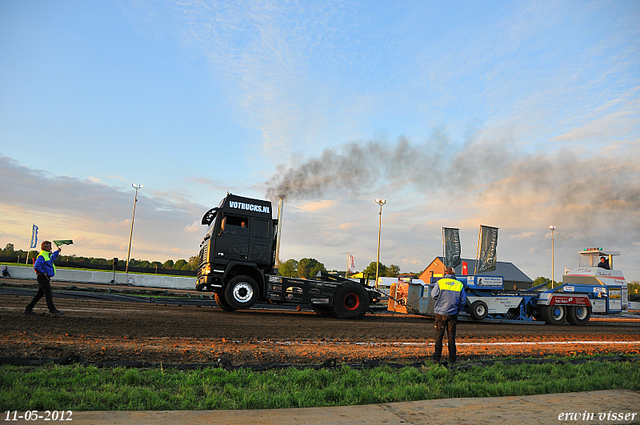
left=216, top=214, right=250, bottom=261
left=249, top=218, right=272, bottom=265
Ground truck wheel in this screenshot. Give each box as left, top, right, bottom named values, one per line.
left=541, top=305, right=566, bottom=325
left=215, top=293, right=236, bottom=312
left=567, top=305, right=591, bottom=325
left=225, top=275, right=259, bottom=310
left=470, top=300, right=488, bottom=320
left=332, top=283, right=369, bottom=319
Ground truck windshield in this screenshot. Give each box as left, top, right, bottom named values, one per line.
left=579, top=255, right=596, bottom=267
left=205, top=214, right=218, bottom=239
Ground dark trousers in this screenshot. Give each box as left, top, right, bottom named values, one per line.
left=433, top=313, right=458, bottom=363
left=26, top=274, right=57, bottom=313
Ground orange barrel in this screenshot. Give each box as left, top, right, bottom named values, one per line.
left=395, top=283, right=408, bottom=314
left=387, top=281, right=397, bottom=312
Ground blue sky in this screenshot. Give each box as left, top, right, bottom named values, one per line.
left=1, top=0, right=639, bottom=282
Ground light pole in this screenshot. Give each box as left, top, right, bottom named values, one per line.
left=126, top=184, right=143, bottom=277
left=549, top=225, right=556, bottom=288
left=375, top=199, right=387, bottom=288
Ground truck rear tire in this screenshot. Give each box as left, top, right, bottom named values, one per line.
left=470, top=300, right=488, bottom=320
left=540, top=305, right=566, bottom=325
left=332, top=283, right=369, bottom=319
left=215, top=293, right=236, bottom=312
left=225, top=275, right=259, bottom=310
left=567, top=305, right=591, bottom=325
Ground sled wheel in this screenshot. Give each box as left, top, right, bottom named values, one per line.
left=567, top=305, right=591, bottom=325
left=224, top=275, right=259, bottom=310
left=541, top=305, right=566, bottom=325
left=333, top=283, right=369, bottom=319
left=215, top=292, right=236, bottom=312
left=470, top=300, right=488, bottom=320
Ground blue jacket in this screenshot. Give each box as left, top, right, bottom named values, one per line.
left=431, top=274, right=466, bottom=315
left=34, top=250, right=60, bottom=277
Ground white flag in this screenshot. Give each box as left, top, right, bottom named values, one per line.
left=348, top=254, right=356, bottom=273
left=29, top=224, right=39, bottom=249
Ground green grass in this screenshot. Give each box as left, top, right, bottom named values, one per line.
left=1, top=357, right=638, bottom=411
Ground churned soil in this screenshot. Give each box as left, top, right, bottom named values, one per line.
left=1, top=281, right=639, bottom=365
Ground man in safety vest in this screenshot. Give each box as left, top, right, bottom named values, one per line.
left=25, top=240, right=64, bottom=317
left=431, top=266, right=466, bottom=365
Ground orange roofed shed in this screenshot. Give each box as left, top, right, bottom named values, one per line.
left=418, top=257, right=446, bottom=282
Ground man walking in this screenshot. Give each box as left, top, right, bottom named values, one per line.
left=25, top=241, right=64, bottom=317
left=431, top=266, right=466, bottom=365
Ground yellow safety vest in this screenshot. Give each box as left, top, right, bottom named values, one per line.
left=36, top=250, right=56, bottom=274
left=437, top=278, right=464, bottom=292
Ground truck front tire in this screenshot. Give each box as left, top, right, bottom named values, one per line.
left=225, top=275, right=259, bottom=310
left=215, top=293, right=236, bottom=311
left=332, top=283, right=369, bottom=319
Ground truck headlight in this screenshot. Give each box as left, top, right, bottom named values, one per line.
left=202, top=264, right=212, bottom=275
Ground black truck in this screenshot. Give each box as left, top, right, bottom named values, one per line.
left=195, top=193, right=381, bottom=319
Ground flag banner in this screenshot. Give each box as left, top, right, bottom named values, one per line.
left=53, top=240, right=74, bottom=246
left=442, top=227, right=461, bottom=269
left=29, top=224, right=38, bottom=249
left=476, top=225, right=499, bottom=274
left=348, top=254, right=356, bottom=273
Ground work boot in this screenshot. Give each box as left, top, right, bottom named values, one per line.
left=51, top=310, right=64, bottom=317
left=24, top=308, right=36, bottom=316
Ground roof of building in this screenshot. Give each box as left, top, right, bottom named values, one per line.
left=433, top=257, right=533, bottom=283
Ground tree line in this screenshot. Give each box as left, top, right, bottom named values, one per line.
left=278, top=258, right=404, bottom=280
left=0, top=243, right=199, bottom=271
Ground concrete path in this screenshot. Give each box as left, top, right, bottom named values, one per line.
left=64, top=389, right=640, bottom=425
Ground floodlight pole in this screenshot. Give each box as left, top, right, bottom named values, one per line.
left=125, top=184, right=143, bottom=279
left=549, top=225, right=556, bottom=288
left=375, top=199, right=387, bottom=288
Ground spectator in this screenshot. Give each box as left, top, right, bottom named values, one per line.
left=24, top=241, right=64, bottom=317
left=431, top=266, right=466, bottom=366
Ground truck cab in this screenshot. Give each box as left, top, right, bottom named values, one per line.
left=195, top=194, right=278, bottom=309
left=195, top=193, right=380, bottom=319
left=561, top=248, right=629, bottom=313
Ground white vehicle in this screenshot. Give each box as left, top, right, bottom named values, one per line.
left=561, top=248, right=628, bottom=314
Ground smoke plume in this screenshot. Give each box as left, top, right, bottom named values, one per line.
left=265, top=136, right=640, bottom=242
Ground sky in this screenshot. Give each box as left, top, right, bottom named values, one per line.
left=1, top=0, right=639, bottom=282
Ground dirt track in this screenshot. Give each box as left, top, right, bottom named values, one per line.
left=1, top=281, right=639, bottom=365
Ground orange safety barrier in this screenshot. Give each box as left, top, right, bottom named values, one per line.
left=387, top=282, right=409, bottom=314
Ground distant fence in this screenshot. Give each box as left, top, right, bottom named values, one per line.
left=0, top=263, right=196, bottom=290
left=0, top=256, right=196, bottom=276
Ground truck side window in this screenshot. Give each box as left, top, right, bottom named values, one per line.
left=221, top=215, right=249, bottom=235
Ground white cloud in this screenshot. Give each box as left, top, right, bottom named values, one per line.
left=0, top=156, right=207, bottom=262
left=512, top=232, right=536, bottom=239
left=184, top=220, right=202, bottom=233
left=294, top=200, right=336, bottom=213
